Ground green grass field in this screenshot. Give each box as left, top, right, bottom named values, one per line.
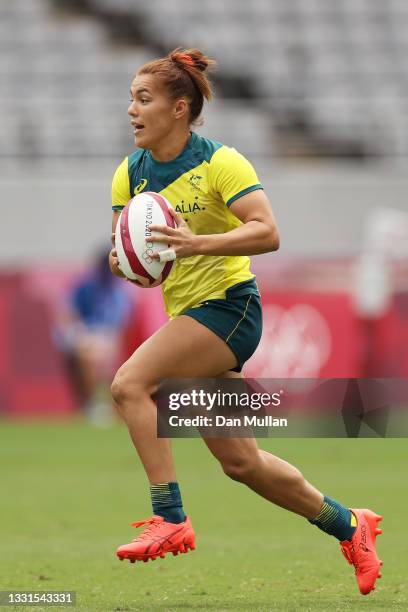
left=1, top=422, right=407, bottom=611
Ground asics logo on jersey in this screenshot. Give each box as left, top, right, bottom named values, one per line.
left=134, top=179, right=148, bottom=195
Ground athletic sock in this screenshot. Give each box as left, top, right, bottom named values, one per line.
left=150, top=482, right=186, bottom=524
left=309, top=495, right=357, bottom=541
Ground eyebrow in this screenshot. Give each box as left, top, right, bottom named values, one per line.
left=130, top=88, right=151, bottom=96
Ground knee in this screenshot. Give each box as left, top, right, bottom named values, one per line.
left=111, top=366, right=145, bottom=406
left=221, top=455, right=260, bottom=484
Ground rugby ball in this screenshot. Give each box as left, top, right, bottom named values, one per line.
left=115, top=192, right=176, bottom=287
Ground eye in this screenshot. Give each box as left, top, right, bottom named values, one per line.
left=140, top=98, right=149, bottom=104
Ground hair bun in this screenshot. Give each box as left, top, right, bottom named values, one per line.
left=169, top=48, right=215, bottom=73
left=138, top=47, right=216, bottom=123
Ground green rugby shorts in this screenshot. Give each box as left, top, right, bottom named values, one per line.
left=182, top=278, right=262, bottom=372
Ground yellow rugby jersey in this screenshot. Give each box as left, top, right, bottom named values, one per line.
left=111, top=131, right=263, bottom=318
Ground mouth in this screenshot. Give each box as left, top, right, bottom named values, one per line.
left=132, top=122, right=145, bottom=135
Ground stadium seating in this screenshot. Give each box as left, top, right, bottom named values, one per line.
left=88, top=0, right=408, bottom=157
left=1, top=0, right=273, bottom=159
left=2, top=0, right=408, bottom=158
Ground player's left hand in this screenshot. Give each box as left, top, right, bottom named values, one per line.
left=149, top=208, right=199, bottom=260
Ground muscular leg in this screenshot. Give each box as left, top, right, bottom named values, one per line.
left=111, top=315, right=237, bottom=484
left=114, top=320, right=380, bottom=593
left=202, top=371, right=324, bottom=519
left=202, top=373, right=383, bottom=596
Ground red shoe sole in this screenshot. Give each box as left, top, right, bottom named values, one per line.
left=117, top=534, right=196, bottom=564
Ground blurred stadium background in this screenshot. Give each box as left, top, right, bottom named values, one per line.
left=2, top=3, right=408, bottom=610
left=1, top=0, right=408, bottom=416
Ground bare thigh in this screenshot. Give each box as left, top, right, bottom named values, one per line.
left=202, top=370, right=260, bottom=463
left=116, top=315, right=238, bottom=390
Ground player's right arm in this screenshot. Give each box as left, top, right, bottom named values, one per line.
left=110, top=211, right=125, bottom=278
left=110, top=158, right=130, bottom=278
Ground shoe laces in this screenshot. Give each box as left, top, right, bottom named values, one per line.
left=130, top=516, right=164, bottom=542
left=341, top=540, right=367, bottom=573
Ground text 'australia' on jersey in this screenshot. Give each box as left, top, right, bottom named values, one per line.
left=111, top=131, right=263, bottom=318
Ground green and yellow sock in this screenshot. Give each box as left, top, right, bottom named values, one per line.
left=309, top=495, right=357, bottom=541
left=150, top=482, right=186, bottom=524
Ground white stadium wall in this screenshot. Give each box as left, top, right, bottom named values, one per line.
left=1, top=160, right=408, bottom=266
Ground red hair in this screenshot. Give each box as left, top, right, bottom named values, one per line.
left=138, top=48, right=216, bottom=124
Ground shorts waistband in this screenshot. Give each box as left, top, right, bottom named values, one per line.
left=225, top=277, right=259, bottom=299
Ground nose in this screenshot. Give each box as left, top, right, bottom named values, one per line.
left=128, top=100, right=137, bottom=117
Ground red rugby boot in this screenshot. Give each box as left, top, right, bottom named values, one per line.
left=116, top=515, right=196, bottom=563
left=340, top=509, right=383, bottom=595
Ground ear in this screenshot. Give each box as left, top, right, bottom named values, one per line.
left=173, top=99, right=189, bottom=120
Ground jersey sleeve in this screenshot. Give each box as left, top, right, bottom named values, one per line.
left=209, top=146, right=263, bottom=207
left=111, top=157, right=131, bottom=211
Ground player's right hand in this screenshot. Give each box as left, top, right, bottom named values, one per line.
left=109, top=246, right=126, bottom=278
left=109, top=232, right=144, bottom=287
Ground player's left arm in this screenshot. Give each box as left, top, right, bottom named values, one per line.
left=149, top=189, right=279, bottom=258
left=196, top=189, right=279, bottom=256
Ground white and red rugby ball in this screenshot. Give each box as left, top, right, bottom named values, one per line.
left=115, top=192, right=176, bottom=288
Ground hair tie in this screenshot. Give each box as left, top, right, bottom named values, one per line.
left=176, top=54, right=195, bottom=67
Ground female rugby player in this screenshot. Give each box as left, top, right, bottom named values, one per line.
left=109, top=48, right=382, bottom=595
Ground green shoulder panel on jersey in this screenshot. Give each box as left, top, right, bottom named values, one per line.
left=127, top=148, right=146, bottom=169
left=127, top=148, right=148, bottom=193
left=127, top=133, right=224, bottom=195
left=191, top=132, right=224, bottom=164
